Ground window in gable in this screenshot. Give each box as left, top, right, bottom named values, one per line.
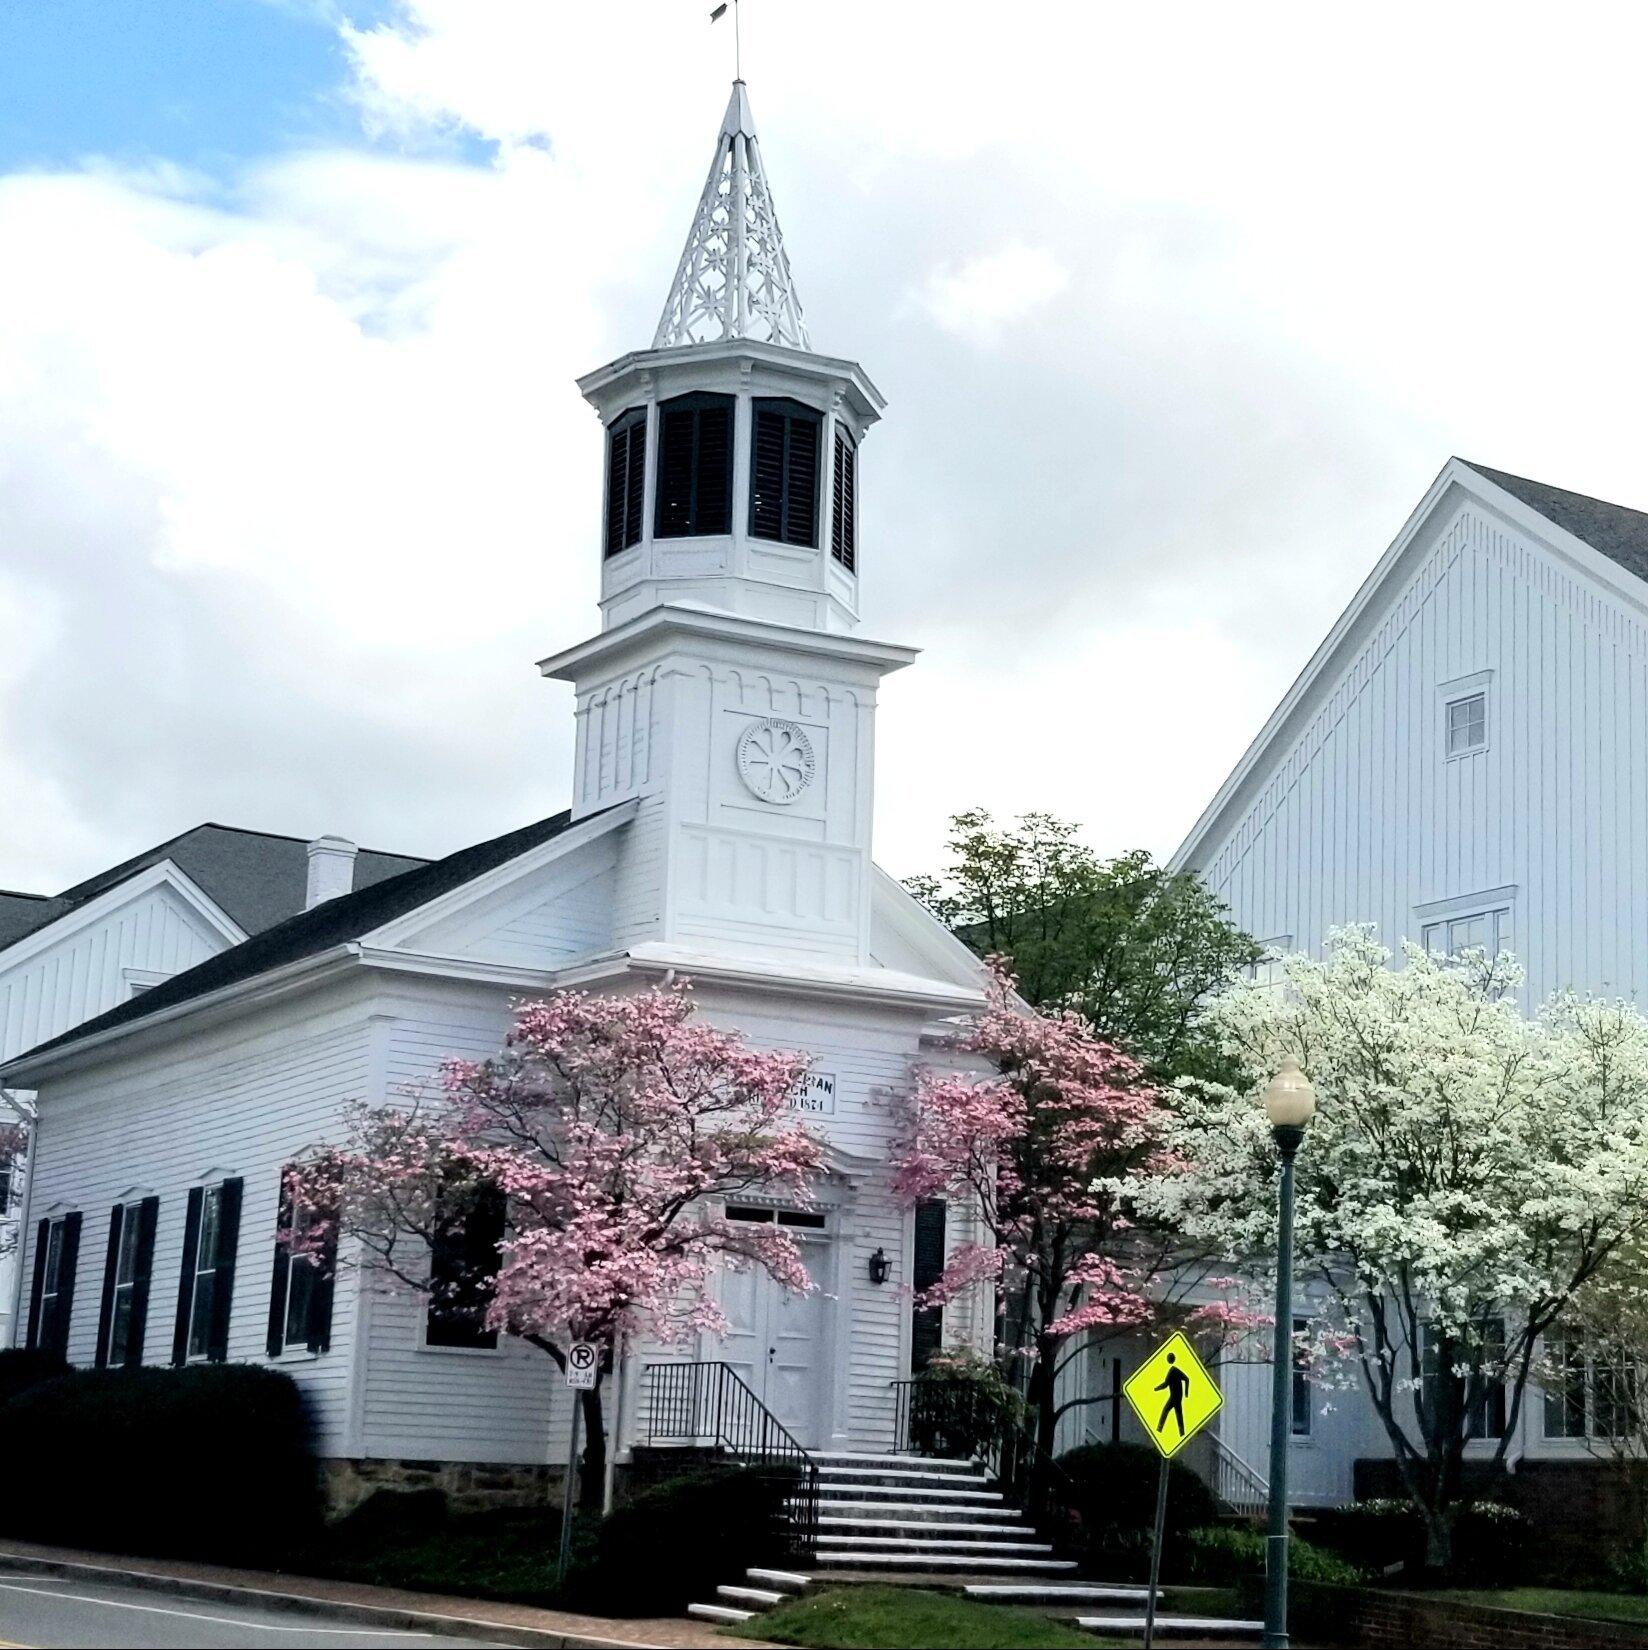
left=1446, top=691, right=1488, bottom=757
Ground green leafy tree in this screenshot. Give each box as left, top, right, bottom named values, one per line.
left=905, top=809, right=1260, bottom=1083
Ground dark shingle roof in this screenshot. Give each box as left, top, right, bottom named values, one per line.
left=9, top=811, right=579, bottom=1070
left=0, top=891, right=71, bottom=951
left=1463, top=461, right=1648, bottom=587
left=49, top=824, right=429, bottom=939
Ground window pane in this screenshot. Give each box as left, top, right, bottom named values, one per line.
left=109, top=1288, right=134, bottom=1367
left=189, top=1273, right=216, bottom=1359
left=116, top=1207, right=141, bottom=1286
left=284, top=1258, right=315, bottom=1347
left=43, top=1222, right=63, bottom=1292
left=1447, top=693, right=1486, bottom=755
left=198, top=1187, right=222, bottom=1271
left=1291, top=1317, right=1312, bottom=1437
left=1543, top=1339, right=1587, bottom=1438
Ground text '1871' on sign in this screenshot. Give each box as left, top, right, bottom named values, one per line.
left=788, top=1071, right=836, bottom=1115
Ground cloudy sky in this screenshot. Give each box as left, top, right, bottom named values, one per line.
left=4, top=0, right=1648, bottom=895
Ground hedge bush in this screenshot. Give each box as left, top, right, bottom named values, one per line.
left=565, top=1464, right=798, bottom=1617
left=0, top=1347, right=70, bottom=1409
left=1178, top=1524, right=1363, bottom=1586
left=1052, top=1441, right=1218, bottom=1574
left=1307, top=1497, right=1527, bottom=1583
left=0, top=1363, right=320, bottom=1562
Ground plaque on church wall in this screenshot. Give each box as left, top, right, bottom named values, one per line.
left=789, top=1071, right=837, bottom=1114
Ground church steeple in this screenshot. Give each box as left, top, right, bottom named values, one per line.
left=654, top=81, right=810, bottom=351
left=570, top=81, right=883, bottom=635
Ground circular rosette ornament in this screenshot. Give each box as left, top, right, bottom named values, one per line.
left=736, top=717, right=817, bottom=804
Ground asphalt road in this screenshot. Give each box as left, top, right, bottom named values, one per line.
left=0, top=1569, right=506, bottom=1649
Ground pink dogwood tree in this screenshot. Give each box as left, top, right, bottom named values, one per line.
left=289, top=981, right=823, bottom=1504
left=893, top=963, right=1239, bottom=1452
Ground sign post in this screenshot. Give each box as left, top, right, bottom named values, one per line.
left=558, top=1342, right=600, bottom=1583
left=1122, top=1331, right=1224, bottom=1650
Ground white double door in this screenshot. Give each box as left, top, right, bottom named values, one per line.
left=718, top=1239, right=829, bottom=1448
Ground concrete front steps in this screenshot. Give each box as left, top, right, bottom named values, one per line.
left=811, top=1451, right=1076, bottom=1578
left=963, top=1584, right=1264, bottom=1640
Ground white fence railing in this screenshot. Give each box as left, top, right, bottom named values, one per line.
left=1210, top=1432, right=1269, bottom=1517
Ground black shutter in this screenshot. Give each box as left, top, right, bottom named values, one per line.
left=693, top=401, right=732, bottom=534
left=172, top=1185, right=203, bottom=1366
left=785, top=415, right=819, bottom=546
left=426, top=1179, right=503, bottom=1350
left=832, top=430, right=856, bottom=572
left=208, top=1177, right=243, bottom=1362
left=623, top=417, right=646, bottom=548
left=604, top=421, right=627, bottom=558
left=127, top=1197, right=159, bottom=1367
left=48, top=1212, right=81, bottom=1359
left=910, top=1199, right=946, bottom=1372
left=655, top=403, right=696, bottom=537
left=95, top=1205, right=123, bottom=1369
left=603, top=409, right=648, bottom=559
left=267, top=1172, right=294, bottom=1358
left=24, top=1217, right=48, bottom=1349
left=750, top=407, right=786, bottom=540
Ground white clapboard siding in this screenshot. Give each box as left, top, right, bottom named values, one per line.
left=19, top=1003, right=377, bottom=1448
left=1193, top=498, right=1648, bottom=1011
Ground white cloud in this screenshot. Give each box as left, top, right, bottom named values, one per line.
left=922, top=246, right=1070, bottom=342
left=8, top=0, right=1648, bottom=897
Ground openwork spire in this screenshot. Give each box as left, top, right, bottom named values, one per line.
left=653, top=81, right=811, bottom=352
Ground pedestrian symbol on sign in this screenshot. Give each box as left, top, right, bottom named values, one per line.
left=566, top=1341, right=599, bottom=1390
left=1121, top=1331, right=1222, bottom=1459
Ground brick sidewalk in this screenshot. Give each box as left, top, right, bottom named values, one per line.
left=0, top=1539, right=774, bottom=1649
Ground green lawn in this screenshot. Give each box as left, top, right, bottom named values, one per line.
left=729, top=1585, right=1128, bottom=1649
left=1436, top=1589, right=1648, bottom=1627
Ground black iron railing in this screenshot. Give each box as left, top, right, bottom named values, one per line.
left=890, top=1376, right=1084, bottom=1545
left=643, top=1360, right=819, bottom=1557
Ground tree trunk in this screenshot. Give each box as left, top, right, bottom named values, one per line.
left=1421, top=1504, right=1453, bottom=1573
left=578, top=1385, right=606, bottom=1510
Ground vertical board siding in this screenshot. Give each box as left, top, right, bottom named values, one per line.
left=1196, top=505, right=1648, bottom=1009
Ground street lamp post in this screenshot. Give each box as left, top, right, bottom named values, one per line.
left=1261, top=1055, right=1316, bottom=1650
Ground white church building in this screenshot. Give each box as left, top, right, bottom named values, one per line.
left=2, top=82, right=1002, bottom=1510
left=1171, top=456, right=1648, bottom=1529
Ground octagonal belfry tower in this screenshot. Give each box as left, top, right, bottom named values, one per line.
left=540, top=81, right=915, bottom=969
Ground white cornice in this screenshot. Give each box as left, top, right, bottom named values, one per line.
left=538, top=602, right=918, bottom=683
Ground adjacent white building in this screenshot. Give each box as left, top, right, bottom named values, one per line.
left=2, top=82, right=996, bottom=1504
left=1170, top=455, right=1648, bottom=1507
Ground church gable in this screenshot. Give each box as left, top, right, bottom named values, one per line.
left=868, top=867, right=990, bottom=992
left=362, top=803, right=633, bottom=970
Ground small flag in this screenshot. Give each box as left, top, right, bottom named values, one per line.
left=710, top=4, right=728, bottom=18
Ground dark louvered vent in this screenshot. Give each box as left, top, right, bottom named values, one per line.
left=655, top=392, right=734, bottom=538
left=910, top=1199, right=946, bottom=1371
left=831, top=428, right=857, bottom=572
left=749, top=398, right=821, bottom=547
left=603, top=408, right=647, bottom=558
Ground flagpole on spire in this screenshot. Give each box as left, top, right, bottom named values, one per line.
left=710, top=0, right=742, bottom=81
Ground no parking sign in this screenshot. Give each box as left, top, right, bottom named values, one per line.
left=566, top=1341, right=599, bottom=1389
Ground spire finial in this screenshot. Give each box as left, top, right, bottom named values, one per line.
left=710, top=0, right=742, bottom=82
left=653, top=74, right=811, bottom=352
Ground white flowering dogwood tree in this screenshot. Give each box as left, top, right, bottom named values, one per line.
left=1147, top=927, right=1648, bottom=1570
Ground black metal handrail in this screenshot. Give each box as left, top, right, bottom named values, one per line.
left=643, top=1360, right=819, bottom=1557
left=890, top=1376, right=1084, bottom=1548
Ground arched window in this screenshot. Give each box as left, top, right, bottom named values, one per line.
left=603, top=407, right=647, bottom=558
left=831, top=428, right=857, bottom=572
left=655, top=392, right=734, bottom=539
left=749, top=397, right=821, bottom=547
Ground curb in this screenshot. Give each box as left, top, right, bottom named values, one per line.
left=0, top=1550, right=671, bottom=1649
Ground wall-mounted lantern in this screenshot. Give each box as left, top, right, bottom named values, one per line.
left=868, top=1247, right=891, bottom=1286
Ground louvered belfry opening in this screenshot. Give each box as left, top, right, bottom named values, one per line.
left=749, top=396, right=821, bottom=548
left=655, top=391, right=734, bottom=538
left=831, top=428, right=857, bottom=572
left=603, top=406, right=647, bottom=557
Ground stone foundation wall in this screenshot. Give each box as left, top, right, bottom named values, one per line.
left=322, top=1457, right=564, bottom=1518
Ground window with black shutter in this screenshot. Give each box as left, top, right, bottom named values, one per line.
left=831, top=428, right=857, bottom=572
left=268, top=1165, right=339, bottom=1357
left=95, top=1196, right=158, bottom=1369
left=654, top=392, right=733, bottom=538
left=749, top=398, right=821, bottom=547
left=426, top=1180, right=505, bottom=1350
left=173, top=1177, right=242, bottom=1364
left=910, top=1199, right=947, bottom=1371
left=27, top=1211, right=80, bottom=1357
left=603, top=407, right=647, bottom=558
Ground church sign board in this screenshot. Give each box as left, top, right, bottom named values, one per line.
left=789, top=1071, right=837, bottom=1115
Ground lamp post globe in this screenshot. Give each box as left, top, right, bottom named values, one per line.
left=1262, top=1056, right=1315, bottom=1650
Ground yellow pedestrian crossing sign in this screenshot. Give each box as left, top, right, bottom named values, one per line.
left=1123, top=1331, right=1222, bottom=1459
